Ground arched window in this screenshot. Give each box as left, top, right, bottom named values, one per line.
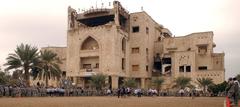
left=81, top=37, right=99, bottom=50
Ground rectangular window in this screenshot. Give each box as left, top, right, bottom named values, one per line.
left=179, top=66, right=184, bottom=72
left=146, top=27, right=149, bottom=34
left=163, top=33, right=169, bottom=37
left=198, top=66, right=207, bottom=70
left=62, top=71, right=66, bottom=77
left=132, top=47, right=140, bottom=53
left=95, top=63, right=99, bottom=68
left=77, top=77, right=81, bottom=84
left=146, top=48, right=149, bottom=62
left=132, top=26, right=139, bottom=33
left=83, top=64, right=91, bottom=69
left=146, top=65, right=148, bottom=71
left=132, top=65, right=139, bottom=71
left=70, top=77, right=73, bottom=82
left=146, top=48, right=148, bottom=54
left=162, top=58, right=171, bottom=64
left=186, top=66, right=191, bottom=72
left=122, top=38, right=126, bottom=53
left=198, top=45, right=207, bottom=54
left=122, top=58, right=125, bottom=70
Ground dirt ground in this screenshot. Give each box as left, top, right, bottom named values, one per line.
left=0, top=96, right=225, bottom=107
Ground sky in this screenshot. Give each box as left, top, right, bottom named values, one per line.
left=0, top=0, right=239, bottom=79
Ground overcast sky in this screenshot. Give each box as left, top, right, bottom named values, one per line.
left=0, top=0, right=239, bottom=79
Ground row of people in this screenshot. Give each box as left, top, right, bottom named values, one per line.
left=0, top=85, right=229, bottom=97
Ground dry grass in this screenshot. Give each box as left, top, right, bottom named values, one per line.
left=0, top=96, right=225, bottom=107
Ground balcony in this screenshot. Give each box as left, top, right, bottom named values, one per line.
left=79, top=68, right=99, bottom=77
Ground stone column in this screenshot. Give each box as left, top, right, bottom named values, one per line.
left=80, top=77, right=84, bottom=88
left=113, top=1, right=120, bottom=26
left=73, top=77, right=77, bottom=86
left=111, top=76, right=119, bottom=89
left=141, top=78, right=145, bottom=89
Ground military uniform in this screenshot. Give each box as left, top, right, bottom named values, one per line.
left=0, top=85, right=4, bottom=97
left=4, top=86, right=9, bottom=97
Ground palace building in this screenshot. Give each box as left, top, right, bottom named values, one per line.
left=38, top=1, right=225, bottom=89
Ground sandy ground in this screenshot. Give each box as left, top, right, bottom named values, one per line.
left=0, top=96, right=225, bottom=107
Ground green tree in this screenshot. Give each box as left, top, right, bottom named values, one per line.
left=197, top=77, right=214, bottom=93
left=12, top=70, right=23, bottom=80
left=0, top=71, right=10, bottom=85
left=4, top=44, right=39, bottom=86
left=9, top=70, right=25, bottom=86
left=89, top=73, right=107, bottom=90
left=33, top=50, right=62, bottom=87
left=123, top=78, right=137, bottom=88
left=208, top=81, right=227, bottom=96
left=174, top=76, right=191, bottom=89
left=152, top=77, right=164, bottom=94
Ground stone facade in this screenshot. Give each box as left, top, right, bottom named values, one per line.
left=39, top=1, right=224, bottom=89
left=155, top=32, right=225, bottom=89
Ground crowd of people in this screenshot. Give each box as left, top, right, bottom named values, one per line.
left=0, top=85, right=212, bottom=98
left=0, top=86, right=104, bottom=97
left=225, top=77, right=239, bottom=106
left=0, top=82, right=238, bottom=101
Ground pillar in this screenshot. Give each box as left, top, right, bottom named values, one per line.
left=79, top=77, right=84, bottom=88
left=141, top=78, right=145, bottom=89
left=73, top=77, right=77, bottom=86
left=113, top=1, right=120, bottom=26
left=111, top=76, right=119, bottom=89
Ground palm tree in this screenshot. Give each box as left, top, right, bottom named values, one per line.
left=4, top=44, right=39, bottom=86
left=89, top=73, right=107, bottom=90
left=152, top=77, right=164, bottom=94
left=0, top=71, right=10, bottom=85
left=174, top=76, right=191, bottom=89
left=33, top=50, right=62, bottom=87
left=123, top=78, right=137, bottom=88
left=197, top=77, right=213, bottom=93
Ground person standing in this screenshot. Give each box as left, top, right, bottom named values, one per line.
left=117, top=88, right=121, bottom=98
left=233, top=77, right=239, bottom=106
left=0, top=85, right=4, bottom=97
left=4, top=86, right=9, bottom=97
left=226, top=78, right=235, bottom=106
left=179, top=88, right=184, bottom=97
left=107, top=88, right=111, bottom=96
left=137, top=88, right=142, bottom=97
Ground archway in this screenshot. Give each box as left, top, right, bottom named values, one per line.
left=81, top=37, right=99, bottom=50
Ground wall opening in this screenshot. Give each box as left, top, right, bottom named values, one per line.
left=81, top=37, right=99, bottom=50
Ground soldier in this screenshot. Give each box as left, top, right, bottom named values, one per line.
left=9, top=86, right=13, bottom=97
left=16, top=86, right=21, bottom=97
left=0, top=85, right=4, bottom=97
left=12, top=86, right=17, bottom=97
left=40, top=87, right=44, bottom=97
left=69, top=88, right=73, bottom=96
left=40, top=87, right=45, bottom=97
left=64, top=88, right=69, bottom=96
left=26, top=87, right=31, bottom=97
left=73, top=88, right=78, bottom=96
left=226, top=78, right=235, bottom=106
left=4, top=86, right=9, bottom=97
left=77, top=87, right=82, bottom=96
left=32, top=87, right=36, bottom=97
left=23, top=87, right=27, bottom=97
left=20, top=86, right=24, bottom=97
left=233, top=77, right=239, bottom=106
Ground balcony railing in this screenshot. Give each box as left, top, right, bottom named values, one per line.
left=80, top=68, right=99, bottom=72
